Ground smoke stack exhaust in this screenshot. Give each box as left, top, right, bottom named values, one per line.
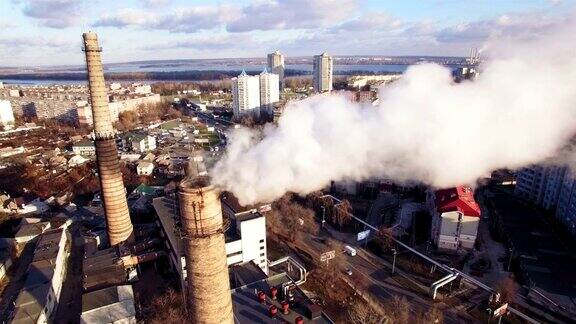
left=178, top=172, right=233, bottom=323
left=82, top=32, right=134, bottom=246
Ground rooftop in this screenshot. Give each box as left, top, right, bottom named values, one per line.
left=435, top=186, right=481, bottom=217
left=231, top=273, right=333, bottom=324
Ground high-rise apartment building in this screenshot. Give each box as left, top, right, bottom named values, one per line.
left=555, top=169, right=576, bottom=235
left=515, top=165, right=566, bottom=210
left=259, top=69, right=280, bottom=117
left=313, top=52, right=333, bottom=93
left=232, top=71, right=261, bottom=120
left=267, top=50, right=284, bottom=90
left=0, top=100, right=15, bottom=127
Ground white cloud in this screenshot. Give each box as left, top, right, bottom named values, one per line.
left=227, top=0, right=357, bottom=32
left=20, top=0, right=82, bottom=28
left=93, top=0, right=357, bottom=33
left=94, top=5, right=240, bottom=33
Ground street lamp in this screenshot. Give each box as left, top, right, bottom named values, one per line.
left=391, top=248, right=397, bottom=274
left=320, top=206, right=326, bottom=229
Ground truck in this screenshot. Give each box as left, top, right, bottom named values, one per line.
left=344, top=245, right=357, bottom=257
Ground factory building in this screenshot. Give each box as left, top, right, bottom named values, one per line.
left=10, top=229, right=70, bottom=324
left=153, top=191, right=268, bottom=288
left=267, top=50, right=285, bottom=90
left=427, top=186, right=481, bottom=251
left=313, top=52, right=333, bottom=93
left=80, top=285, right=136, bottom=324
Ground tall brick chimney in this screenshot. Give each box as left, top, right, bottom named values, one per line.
left=82, top=32, right=134, bottom=246
left=178, top=172, right=233, bottom=323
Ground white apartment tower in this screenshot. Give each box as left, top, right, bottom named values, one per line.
left=0, top=100, right=15, bottom=128
left=259, top=69, right=280, bottom=117
left=232, top=70, right=261, bottom=120
left=313, top=52, right=333, bottom=93
left=267, top=50, right=285, bottom=90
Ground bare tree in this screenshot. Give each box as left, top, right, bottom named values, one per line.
left=348, top=301, right=390, bottom=324
left=376, top=226, right=395, bottom=252
left=333, top=199, right=353, bottom=228
left=415, top=305, right=444, bottom=324
left=385, top=296, right=410, bottom=324
left=493, top=277, right=518, bottom=305
left=146, top=289, right=187, bottom=323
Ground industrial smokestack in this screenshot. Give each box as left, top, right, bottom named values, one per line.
left=82, top=32, right=134, bottom=246
left=178, top=164, right=233, bottom=323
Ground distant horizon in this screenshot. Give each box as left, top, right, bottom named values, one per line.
left=0, top=54, right=468, bottom=69
left=1, top=0, right=571, bottom=66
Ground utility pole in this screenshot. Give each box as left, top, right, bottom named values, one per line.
left=321, top=206, right=326, bottom=229
left=507, top=247, right=513, bottom=271
left=392, top=248, right=397, bottom=274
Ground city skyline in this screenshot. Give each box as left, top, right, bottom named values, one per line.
left=0, top=0, right=573, bottom=66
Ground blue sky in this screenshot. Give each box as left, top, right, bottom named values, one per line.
left=0, top=0, right=573, bottom=66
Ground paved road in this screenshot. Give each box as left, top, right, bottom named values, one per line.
left=297, top=225, right=479, bottom=323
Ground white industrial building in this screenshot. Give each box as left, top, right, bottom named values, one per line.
left=427, top=186, right=481, bottom=251
left=267, top=50, right=285, bottom=90
left=232, top=70, right=261, bottom=120
left=0, top=100, right=15, bottom=128
left=259, top=69, right=280, bottom=117
left=313, top=52, right=333, bottom=93
left=11, top=228, right=70, bottom=324
left=153, top=192, right=268, bottom=289
left=80, top=285, right=136, bottom=324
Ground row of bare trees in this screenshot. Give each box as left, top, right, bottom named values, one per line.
left=116, top=101, right=183, bottom=131
left=305, top=192, right=353, bottom=229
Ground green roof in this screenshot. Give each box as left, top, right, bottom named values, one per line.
left=159, top=120, right=180, bottom=130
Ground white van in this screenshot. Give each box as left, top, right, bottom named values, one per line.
left=344, top=245, right=357, bottom=257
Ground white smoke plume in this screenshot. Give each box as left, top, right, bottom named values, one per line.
left=213, top=14, right=576, bottom=205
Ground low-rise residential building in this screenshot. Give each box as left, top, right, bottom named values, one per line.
left=80, top=285, right=136, bottom=324
left=427, top=186, right=481, bottom=251
left=2, top=193, right=50, bottom=216
left=130, top=134, right=156, bottom=153
left=347, top=74, right=402, bottom=88
left=11, top=228, right=70, bottom=324
left=136, top=161, right=154, bottom=176
left=72, top=139, right=96, bottom=156
left=0, top=100, right=15, bottom=128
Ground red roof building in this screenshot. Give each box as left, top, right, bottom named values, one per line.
left=428, top=186, right=481, bottom=251
left=435, top=186, right=481, bottom=217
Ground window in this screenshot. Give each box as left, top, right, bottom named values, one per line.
left=260, top=246, right=265, bottom=250
left=259, top=239, right=265, bottom=243
left=260, top=253, right=265, bottom=257
left=227, top=251, right=242, bottom=258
